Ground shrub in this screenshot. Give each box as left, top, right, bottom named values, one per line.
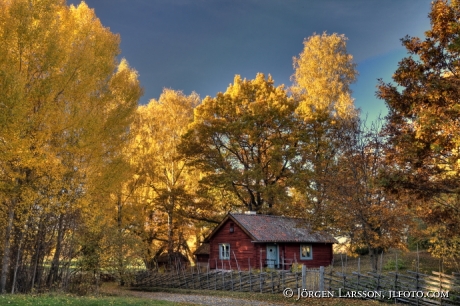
left=290, top=263, right=303, bottom=273
left=354, top=246, right=369, bottom=256
left=384, top=258, right=406, bottom=271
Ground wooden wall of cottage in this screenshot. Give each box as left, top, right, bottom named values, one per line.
left=203, top=219, right=333, bottom=270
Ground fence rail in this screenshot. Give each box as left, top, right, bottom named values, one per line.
left=325, top=269, right=460, bottom=306
left=133, top=266, right=321, bottom=293
left=132, top=266, right=460, bottom=305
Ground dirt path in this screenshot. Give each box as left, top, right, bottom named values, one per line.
left=125, top=290, right=284, bottom=305
left=100, top=284, right=286, bottom=306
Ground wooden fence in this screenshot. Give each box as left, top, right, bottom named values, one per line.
left=325, top=269, right=460, bottom=306
left=132, top=265, right=322, bottom=293
left=132, top=266, right=460, bottom=305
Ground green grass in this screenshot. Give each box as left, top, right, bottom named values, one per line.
left=0, top=293, right=195, bottom=306
left=333, top=249, right=457, bottom=275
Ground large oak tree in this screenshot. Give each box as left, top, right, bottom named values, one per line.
left=181, top=74, right=299, bottom=213
left=378, top=0, right=460, bottom=261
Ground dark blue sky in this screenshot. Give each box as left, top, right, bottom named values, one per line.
left=68, top=0, right=432, bottom=121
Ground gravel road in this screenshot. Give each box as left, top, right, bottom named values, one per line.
left=126, top=290, right=286, bottom=305
left=100, top=284, right=287, bottom=305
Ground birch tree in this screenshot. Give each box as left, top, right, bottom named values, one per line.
left=290, top=33, right=359, bottom=229
left=0, top=0, right=141, bottom=293
left=129, top=89, right=201, bottom=263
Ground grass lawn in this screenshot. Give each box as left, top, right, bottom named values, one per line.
left=332, top=249, right=458, bottom=275
left=0, top=293, right=196, bottom=306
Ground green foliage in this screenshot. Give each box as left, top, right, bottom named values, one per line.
left=383, top=258, right=406, bottom=271
left=407, top=236, right=430, bottom=251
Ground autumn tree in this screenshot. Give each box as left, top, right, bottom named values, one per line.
left=128, top=89, right=203, bottom=267
left=289, top=33, right=358, bottom=229
left=292, top=32, right=357, bottom=120
left=330, top=119, right=412, bottom=272
left=378, top=0, right=460, bottom=262
left=181, top=74, right=299, bottom=213
left=0, top=0, right=141, bottom=293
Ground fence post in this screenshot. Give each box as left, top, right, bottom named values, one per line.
left=249, top=267, right=252, bottom=292
left=197, top=264, right=201, bottom=289
left=191, top=265, right=195, bottom=290
left=260, top=270, right=263, bottom=293
left=271, top=271, right=274, bottom=293
left=281, top=251, right=284, bottom=271
left=302, top=264, right=306, bottom=290
left=215, top=260, right=217, bottom=290
left=221, top=261, right=224, bottom=290
left=282, top=270, right=285, bottom=290
left=233, top=251, right=240, bottom=272
left=239, top=270, right=242, bottom=292
left=319, top=266, right=324, bottom=292
left=230, top=269, right=234, bottom=291
left=328, top=266, right=333, bottom=291
left=207, top=261, right=210, bottom=290
left=357, top=257, right=361, bottom=290
left=394, top=272, right=398, bottom=304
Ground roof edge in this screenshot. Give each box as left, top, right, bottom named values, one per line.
left=204, top=213, right=258, bottom=242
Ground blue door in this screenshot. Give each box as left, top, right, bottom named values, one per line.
left=266, top=244, right=278, bottom=268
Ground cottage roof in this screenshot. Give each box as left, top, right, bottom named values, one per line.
left=193, top=242, right=210, bottom=255
left=206, top=213, right=337, bottom=244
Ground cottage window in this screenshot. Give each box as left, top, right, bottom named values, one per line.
left=219, top=243, right=230, bottom=260
left=300, top=244, right=312, bottom=260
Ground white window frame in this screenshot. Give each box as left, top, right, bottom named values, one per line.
left=300, top=244, right=313, bottom=260
left=219, top=243, right=230, bottom=260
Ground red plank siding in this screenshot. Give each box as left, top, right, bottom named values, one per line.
left=282, top=243, right=333, bottom=268
left=209, top=219, right=257, bottom=270
left=207, top=219, right=333, bottom=270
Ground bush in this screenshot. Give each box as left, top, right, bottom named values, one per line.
left=290, top=263, right=303, bottom=273
left=354, top=246, right=369, bottom=256
left=384, top=258, right=406, bottom=271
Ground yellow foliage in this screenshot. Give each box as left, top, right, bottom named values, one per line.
left=0, top=0, right=142, bottom=290
left=292, top=32, right=358, bottom=120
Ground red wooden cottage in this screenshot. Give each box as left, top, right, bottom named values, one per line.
left=194, top=212, right=337, bottom=270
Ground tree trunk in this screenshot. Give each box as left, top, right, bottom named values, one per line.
left=47, top=214, right=64, bottom=286
left=370, top=247, right=379, bottom=272
left=0, top=201, right=15, bottom=294
left=11, top=227, right=25, bottom=294
left=31, top=217, right=46, bottom=290
left=167, top=210, right=174, bottom=255
left=116, top=193, right=125, bottom=286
